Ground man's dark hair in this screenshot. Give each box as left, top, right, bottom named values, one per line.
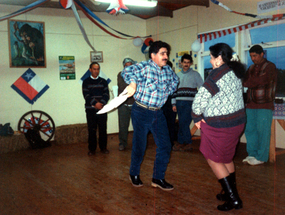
left=181, top=54, right=193, bottom=63
left=89, top=62, right=100, bottom=69
left=249, top=45, right=264, bottom=54
left=148, top=41, right=171, bottom=59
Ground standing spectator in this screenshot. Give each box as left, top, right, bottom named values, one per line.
left=82, top=62, right=110, bottom=155
left=122, top=41, right=179, bottom=191
left=117, top=58, right=135, bottom=151
left=162, top=60, right=177, bottom=146
left=192, top=43, right=246, bottom=211
left=243, top=45, right=277, bottom=165
left=172, top=54, right=203, bottom=151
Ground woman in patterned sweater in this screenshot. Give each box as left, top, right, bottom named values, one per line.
left=191, top=43, right=246, bottom=211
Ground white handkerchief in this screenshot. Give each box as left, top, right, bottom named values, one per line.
left=97, top=88, right=128, bottom=114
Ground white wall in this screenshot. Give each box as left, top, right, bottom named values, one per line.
left=0, top=5, right=146, bottom=134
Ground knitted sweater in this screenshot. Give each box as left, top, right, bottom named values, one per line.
left=191, top=64, right=246, bottom=128
left=171, top=68, right=203, bottom=104
left=82, top=76, right=109, bottom=109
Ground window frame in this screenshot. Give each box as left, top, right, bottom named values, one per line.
left=240, top=19, right=285, bottom=66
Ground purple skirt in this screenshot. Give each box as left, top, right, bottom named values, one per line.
left=199, top=122, right=245, bottom=163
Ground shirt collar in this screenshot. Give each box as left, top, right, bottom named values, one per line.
left=90, top=75, right=99, bottom=80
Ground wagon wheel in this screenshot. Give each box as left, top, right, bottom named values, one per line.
left=18, top=110, right=55, bottom=142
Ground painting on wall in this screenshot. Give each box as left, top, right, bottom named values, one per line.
left=8, top=20, right=46, bottom=68
left=90, top=51, right=103, bottom=63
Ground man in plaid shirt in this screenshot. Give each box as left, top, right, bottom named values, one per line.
left=122, top=41, right=179, bottom=191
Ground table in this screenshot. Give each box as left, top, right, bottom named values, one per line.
left=269, top=103, right=285, bottom=163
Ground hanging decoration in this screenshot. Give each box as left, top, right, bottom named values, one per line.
left=0, top=0, right=152, bottom=52
left=106, top=0, right=129, bottom=15
left=197, top=0, right=285, bottom=43
left=133, top=37, right=143, bottom=47
left=191, top=39, right=201, bottom=52
left=59, top=0, right=73, bottom=9
left=141, top=38, right=154, bottom=54
left=0, top=0, right=50, bottom=22
left=73, top=0, right=151, bottom=39
left=198, top=17, right=283, bottom=43
left=211, top=0, right=285, bottom=20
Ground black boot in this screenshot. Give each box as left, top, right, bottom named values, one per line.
left=217, top=175, right=243, bottom=211
left=216, top=172, right=236, bottom=201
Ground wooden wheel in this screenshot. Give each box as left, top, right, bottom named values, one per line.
left=18, top=110, right=55, bottom=142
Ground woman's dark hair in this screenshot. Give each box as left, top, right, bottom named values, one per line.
left=148, top=41, right=171, bottom=59
left=209, top=43, right=246, bottom=79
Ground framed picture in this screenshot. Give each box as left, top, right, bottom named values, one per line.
left=8, top=19, right=46, bottom=68
left=90, top=51, right=103, bottom=63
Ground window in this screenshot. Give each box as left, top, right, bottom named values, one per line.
left=249, top=23, right=285, bottom=44
left=242, top=20, right=285, bottom=97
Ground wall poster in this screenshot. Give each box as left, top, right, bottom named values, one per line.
left=59, top=56, right=76, bottom=80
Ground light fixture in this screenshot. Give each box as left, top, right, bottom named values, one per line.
left=94, top=0, right=157, bottom=8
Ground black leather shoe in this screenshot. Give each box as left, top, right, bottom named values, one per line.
left=88, top=151, right=95, bottom=156
left=129, top=175, right=143, bottom=187
left=151, top=178, right=174, bottom=191
left=101, top=149, right=109, bottom=154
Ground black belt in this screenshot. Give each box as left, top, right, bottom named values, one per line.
left=135, top=101, right=160, bottom=111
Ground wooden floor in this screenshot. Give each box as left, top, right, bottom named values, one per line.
left=1, top=133, right=285, bottom=215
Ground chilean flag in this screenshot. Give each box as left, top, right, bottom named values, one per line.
left=11, top=68, right=49, bottom=105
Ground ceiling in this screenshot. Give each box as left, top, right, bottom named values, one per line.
left=0, top=0, right=209, bottom=19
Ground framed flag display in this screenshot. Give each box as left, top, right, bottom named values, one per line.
left=11, top=68, right=49, bottom=104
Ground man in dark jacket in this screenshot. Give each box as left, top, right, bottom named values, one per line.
left=243, top=45, right=277, bottom=165
left=82, top=62, right=110, bottom=155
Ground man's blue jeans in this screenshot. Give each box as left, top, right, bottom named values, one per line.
left=176, top=100, right=193, bottom=144
left=130, top=102, right=172, bottom=179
